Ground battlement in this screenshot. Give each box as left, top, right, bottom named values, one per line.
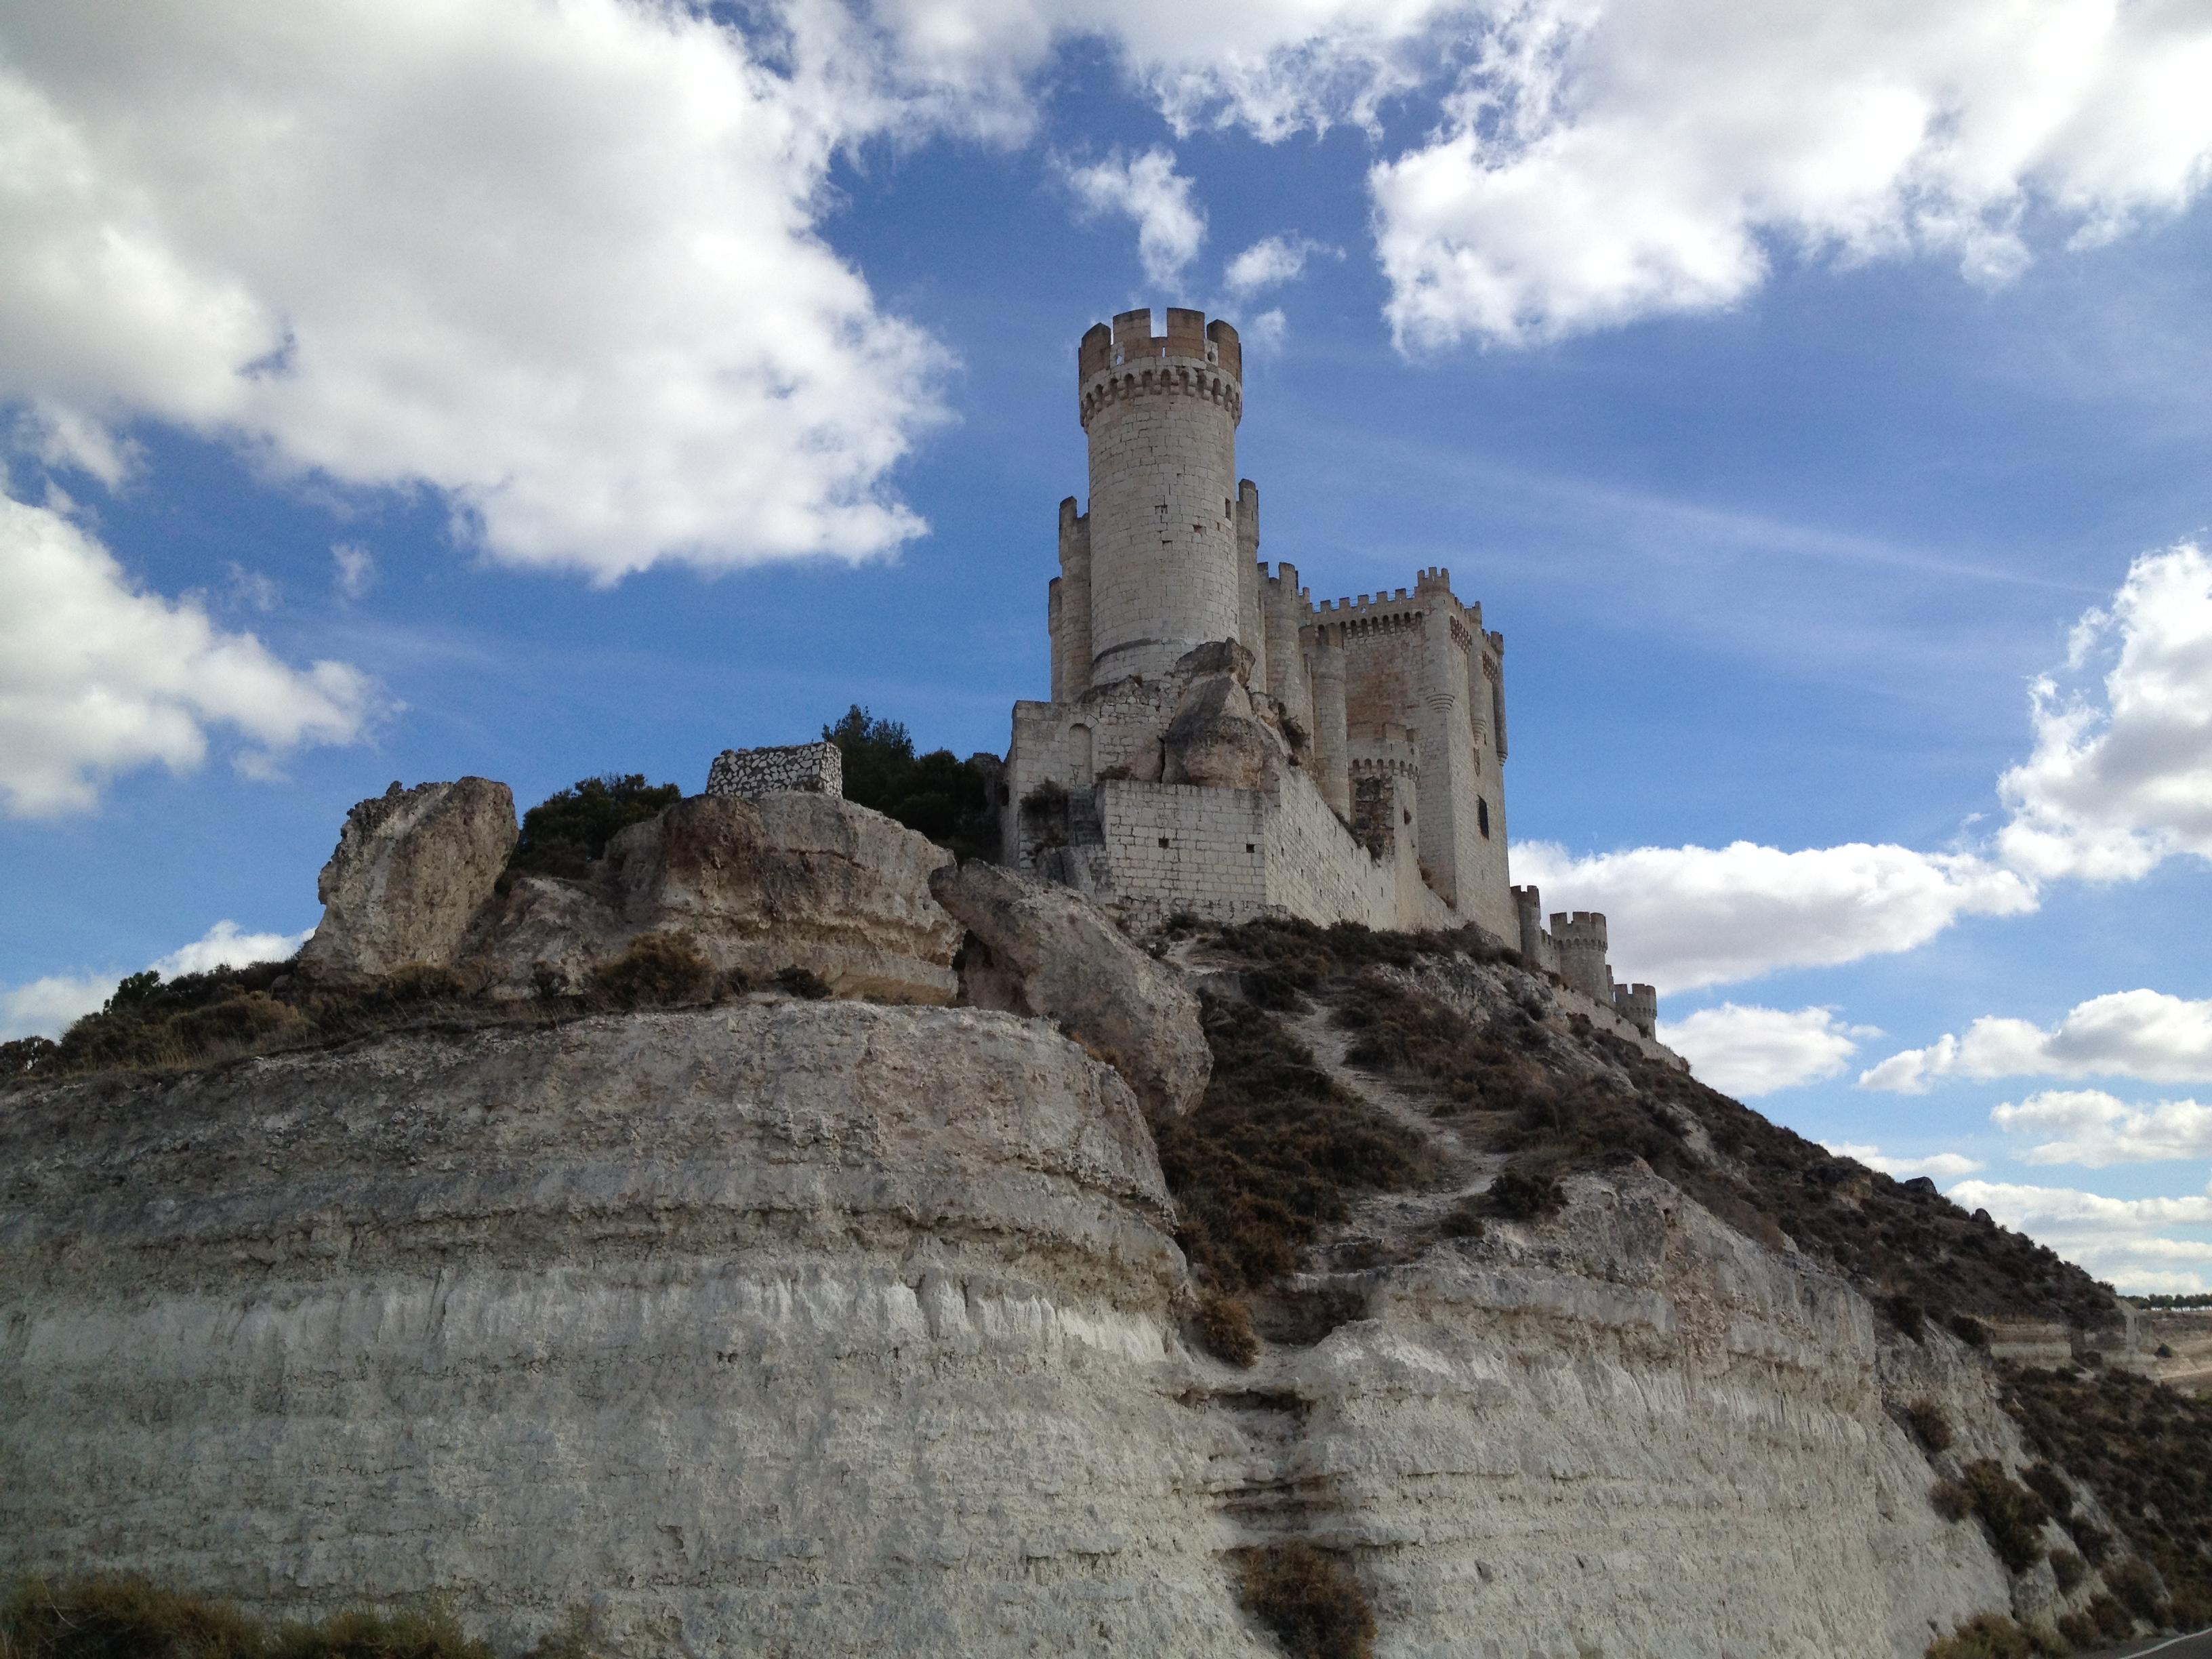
left=1079, top=359, right=1242, bottom=430
left=1551, top=911, right=1609, bottom=948
left=1079, top=306, right=1242, bottom=384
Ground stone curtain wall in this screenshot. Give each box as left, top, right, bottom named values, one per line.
left=705, top=741, right=843, bottom=799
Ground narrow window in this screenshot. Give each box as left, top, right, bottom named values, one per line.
left=1477, top=798, right=1492, bottom=838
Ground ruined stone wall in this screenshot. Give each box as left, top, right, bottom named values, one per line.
left=705, top=741, right=842, bottom=799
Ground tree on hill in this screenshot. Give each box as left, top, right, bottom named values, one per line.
left=822, top=705, right=998, bottom=863
left=507, top=773, right=682, bottom=881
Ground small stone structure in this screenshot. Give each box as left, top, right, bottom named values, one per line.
left=706, top=741, right=843, bottom=799
left=999, top=303, right=1656, bottom=1025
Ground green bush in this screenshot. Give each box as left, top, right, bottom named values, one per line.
left=507, top=773, right=680, bottom=882
left=1193, top=1290, right=1259, bottom=1368
left=1921, top=1614, right=2063, bottom=1659
left=588, top=933, right=714, bottom=1008
left=2104, top=1558, right=2167, bottom=1623
left=1236, top=1544, right=1374, bottom=1659
left=823, top=706, right=998, bottom=862
left=1961, top=1459, right=2051, bottom=1574
left=2053, top=1611, right=2096, bottom=1649
left=2050, top=1549, right=2086, bottom=1595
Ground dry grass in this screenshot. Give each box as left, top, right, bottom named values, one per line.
left=1151, top=994, right=1431, bottom=1293
left=1235, top=1544, right=1375, bottom=1659
left=1193, top=1290, right=1260, bottom=1368
left=0, top=1580, right=593, bottom=1659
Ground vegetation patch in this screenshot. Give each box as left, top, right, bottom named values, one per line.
left=2003, top=1363, right=2212, bottom=1624
left=1151, top=993, right=1430, bottom=1293
left=1904, top=1399, right=1954, bottom=1454
left=586, top=932, right=714, bottom=1007
left=1193, top=1290, right=1260, bottom=1368
left=0, top=1578, right=590, bottom=1659
left=1959, top=1458, right=2052, bottom=1575
left=825, top=705, right=1000, bottom=863
left=505, top=773, right=681, bottom=884
left=1235, top=1543, right=1376, bottom=1659
left=1921, top=1612, right=2063, bottom=1659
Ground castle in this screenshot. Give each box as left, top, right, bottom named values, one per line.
left=999, top=306, right=1657, bottom=1036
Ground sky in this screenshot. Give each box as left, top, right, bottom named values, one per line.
left=3, top=0, right=2211, bottom=1294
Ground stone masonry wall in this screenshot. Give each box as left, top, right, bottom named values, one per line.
left=705, top=741, right=843, bottom=799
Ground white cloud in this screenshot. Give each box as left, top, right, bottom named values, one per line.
left=1822, top=1142, right=1985, bottom=1182
left=0, top=919, right=307, bottom=1040
left=0, top=0, right=948, bottom=580
left=1989, top=1088, right=2212, bottom=1168
left=1660, top=1002, right=1874, bottom=1097
left=1998, top=542, right=2212, bottom=882
left=1951, top=1176, right=2212, bottom=1292
left=331, top=541, right=375, bottom=600
left=154, top=919, right=309, bottom=979
left=1368, top=0, right=2212, bottom=347
left=1061, top=148, right=1207, bottom=286
left=0, top=496, right=375, bottom=815
left=0, top=972, right=110, bottom=1042
left=1860, top=989, right=2212, bottom=1092
left=1224, top=234, right=1336, bottom=297
left=1513, top=838, right=2034, bottom=991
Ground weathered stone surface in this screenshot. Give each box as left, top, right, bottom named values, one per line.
left=0, top=1007, right=2039, bottom=1658
left=474, top=792, right=960, bottom=1004
left=1162, top=644, right=1279, bottom=792
left=930, top=861, right=1210, bottom=1118
left=300, top=778, right=516, bottom=977
left=0, top=1004, right=1225, bottom=1658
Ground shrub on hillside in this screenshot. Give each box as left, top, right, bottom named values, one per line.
left=1235, top=1544, right=1375, bottom=1659
left=1920, top=1612, right=2062, bottom=1659
left=1905, top=1400, right=1954, bottom=1454
left=770, top=966, right=832, bottom=1000
left=506, top=773, right=680, bottom=882
left=1193, top=1290, right=1259, bottom=1368
left=1961, top=1459, right=2051, bottom=1575
left=1149, top=993, right=1429, bottom=1293
left=588, top=933, right=714, bottom=1008
left=1483, top=1166, right=1565, bottom=1222
left=0, top=1579, right=595, bottom=1659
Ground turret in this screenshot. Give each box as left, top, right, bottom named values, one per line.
left=1076, top=307, right=1245, bottom=685
left=1550, top=910, right=1613, bottom=1005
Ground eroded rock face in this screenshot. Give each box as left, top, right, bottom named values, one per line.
left=1164, top=640, right=1279, bottom=791
left=0, top=1004, right=1227, bottom=1658
left=476, top=792, right=961, bottom=1004
left=930, top=861, right=1209, bottom=1118
left=300, top=778, right=516, bottom=977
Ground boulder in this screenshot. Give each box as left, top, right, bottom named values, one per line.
left=1163, top=640, right=1279, bottom=791
left=930, top=861, right=1210, bottom=1118
left=300, top=778, right=516, bottom=977
left=476, top=792, right=961, bottom=1004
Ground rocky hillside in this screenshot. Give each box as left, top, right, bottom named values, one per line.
left=5, top=779, right=2211, bottom=1659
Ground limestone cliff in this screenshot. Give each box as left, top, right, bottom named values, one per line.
left=1, top=886, right=2196, bottom=1658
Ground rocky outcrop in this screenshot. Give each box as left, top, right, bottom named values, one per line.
left=1163, top=640, right=1279, bottom=791
left=930, top=861, right=1210, bottom=1117
left=477, top=792, right=962, bottom=1004
left=300, top=778, right=516, bottom=977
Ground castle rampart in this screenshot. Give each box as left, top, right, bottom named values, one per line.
left=1002, top=302, right=1654, bottom=1020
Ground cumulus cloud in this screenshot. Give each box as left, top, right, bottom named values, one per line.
left=1370, top=0, right=2212, bottom=346
left=1951, top=1176, right=2212, bottom=1292
left=1988, top=1088, right=2212, bottom=1168
left=1224, top=234, right=1338, bottom=297
left=1513, top=838, right=2034, bottom=992
left=1061, top=148, right=1207, bottom=286
left=0, top=918, right=308, bottom=1040
left=1998, top=542, right=2212, bottom=882
left=0, top=0, right=948, bottom=579
left=0, top=496, right=375, bottom=815
left=1822, top=1143, right=1985, bottom=1182
left=1659, top=1003, right=1874, bottom=1097
left=1860, top=989, right=2212, bottom=1093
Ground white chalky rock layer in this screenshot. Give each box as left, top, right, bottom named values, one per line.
left=1, top=1003, right=2022, bottom=1657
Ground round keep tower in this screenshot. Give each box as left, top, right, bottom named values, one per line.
left=1076, top=306, right=1244, bottom=686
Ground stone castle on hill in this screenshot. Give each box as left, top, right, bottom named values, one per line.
left=998, top=305, right=1658, bottom=1035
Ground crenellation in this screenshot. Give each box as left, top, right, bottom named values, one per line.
left=1002, top=300, right=1654, bottom=1014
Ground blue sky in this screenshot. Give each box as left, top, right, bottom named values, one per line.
left=4, top=0, right=2211, bottom=1291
